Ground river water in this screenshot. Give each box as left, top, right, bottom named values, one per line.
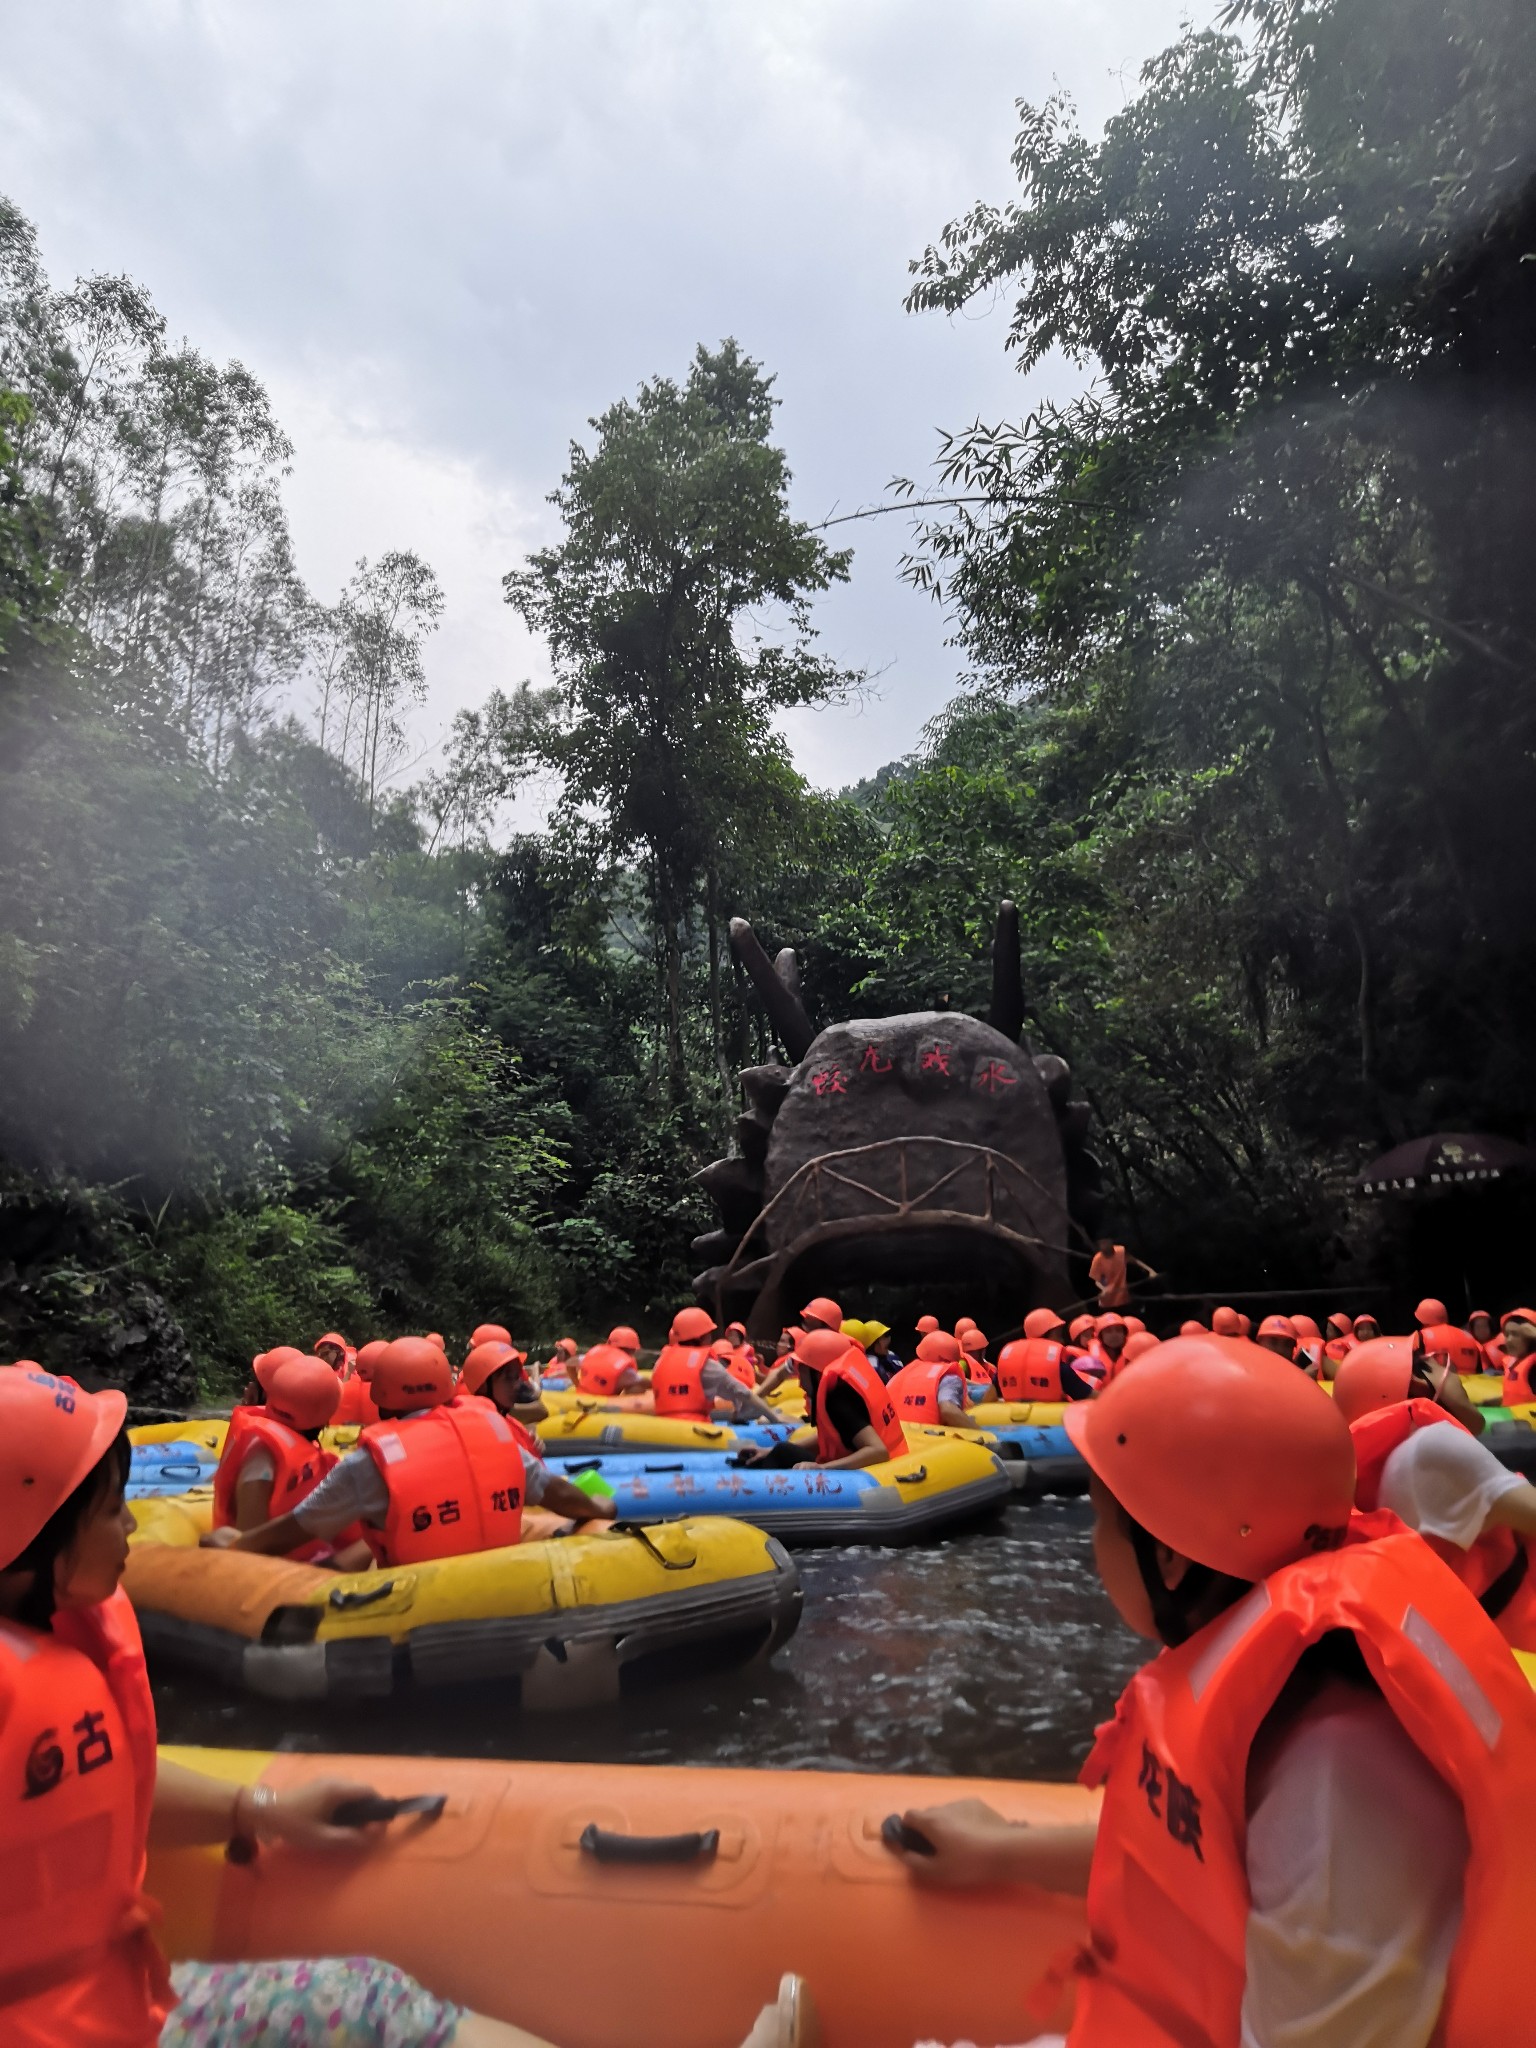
left=151, top=1500, right=1148, bottom=1781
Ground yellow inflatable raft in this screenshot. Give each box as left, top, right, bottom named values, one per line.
left=124, top=1498, right=801, bottom=1707
left=150, top=1747, right=1092, bottom=2048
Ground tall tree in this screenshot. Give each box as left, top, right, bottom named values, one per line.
left=502, top=339, right=857, bottom=1102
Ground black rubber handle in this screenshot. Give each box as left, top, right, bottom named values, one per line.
left=579, top=1822, right=720, bottom=1864
left=893, top=1465, right=929, bottom=1486
left=328, top=1579, right=398, bottom=1611
left=331, top=1793, right=447, bottom=1828
left=881, top=1813, right=936, bottom=1856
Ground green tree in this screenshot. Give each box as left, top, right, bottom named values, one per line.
left=502, top=339, right=857, bottom=1102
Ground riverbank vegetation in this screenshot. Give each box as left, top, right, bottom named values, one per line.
left=3, top=0, right=1533, bottom=1397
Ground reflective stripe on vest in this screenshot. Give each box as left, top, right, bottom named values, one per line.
left=815, top=1353, right=908, bottom=1462
left=360, top=1403, right=525, bottom=1565
left=1064, top=1514, right=1536, bottom=2047
left=884, top=1358, right=957, bottom=1424
left=652, top=1346, right=712, bottom=1420
left=0, top=1591, right=169, bottom=2030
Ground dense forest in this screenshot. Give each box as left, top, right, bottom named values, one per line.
left=3, top=0, right=1534, bottom=1404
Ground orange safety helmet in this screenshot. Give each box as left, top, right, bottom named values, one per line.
left=0, top=1366, right=128, bottom=1567
left=916, top=1314, right=940, bottom=1335
left=1257, top=1315, right=1297, bottom=1341
left=1352, top=1314, right=1381, bottom=1336
left=670, top=1306, right=717, bottom=1345
left=1023, top=1307, right=1065, bottom=1340
left=1417, top=1324, right=1481, bottom=1375
left=1332, top=1336, right=1416, bottom=1425
left=1414, top=1297, right=1449, bottom=1329
left=608, top=1326, right=641, bottom=1352
left=1500, top=1307, right=1536, bottom=1332
left=1122, top=1331, right=1160, bottom=1363
left=266, top=1356, right=343, bottom=1433
left=1326, top=1313, right=1353, bottom=1339
left=354, top=1340, right=387, bottom=1381
left=959, top=1327, right=988, bottom=1353
left=314, top=1330, right=349, bottom=1358
left=1211, top=1306, right=1242, bottom=1336
left=1069, top=1315, right=1096, bottom=1343
left=916, top=1330, right=962, bottom=1364
left=252, top=1344, right=307, bottom=1391
left=1063, top=1335, right=1355, bottom=1580
left=793, top=1328, right=855, bottom=1373
left=1290, top=1314, right=1321, bottom=1341
left=460, top=1340, right=522, bottom=1399
left=425, top=1332, right=447, bottom=1351
left=799, top=1296, right=844, bottom=1330
left=1096, top=1312, right=1127, bottom=1332
left=954, top=1317, right=977, bottom=1336
left=469, top=1323, right=511, bottom=1351
left=1121, top=1316, right=1146, bottom=1335
left=1179, top=1319, right=1206, bottom=1337
left=371, top=1336, right=455, bottom=1413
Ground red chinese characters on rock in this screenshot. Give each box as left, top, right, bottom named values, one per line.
left=919, top=1041, right=955, bottom=1078
left=974, top=1057, right=1018, bottom=1097
left=811, top=1065, right=849, bottom=1098
left=857, top=1044, right=894, bottom=1076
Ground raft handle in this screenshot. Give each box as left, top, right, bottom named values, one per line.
left=579, top=1822, right=720, bottom=1865
left=893, top=1466, right=929, bottom=1486
left=612, top=1522, right=697, bottom=1570
left=329, top=1579, right=398, bottom=1610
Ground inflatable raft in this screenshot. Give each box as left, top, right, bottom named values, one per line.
left=547, top=1438, right=1011, bottom=1545
left=123, top=1497, right=801, bottom=1706
left=149, top=1746, right=1092, bottom=2048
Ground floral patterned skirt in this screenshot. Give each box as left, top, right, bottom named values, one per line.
left=163, top=1956, right=465, bottom=2047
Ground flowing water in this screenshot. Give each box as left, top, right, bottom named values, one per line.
left=151, top=1499, right=1148, bottom=1782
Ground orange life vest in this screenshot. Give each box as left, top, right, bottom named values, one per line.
left=1502, top=1351, right=1536, bottom=1404
left=0, top=1591, right=171, bottom=2046
left=651, top=1345, right=713, bottom=1420
left=963, top=1356, right=995, bottom=1392
left=885, top=1357, right=963, bottom=1425
left=1351, top=1400, right=1536, bottom=1651
left=211, top=1412, right=333, bottom=1532
left=814, top=1351, right=908, bottom=1463
left=1063, top=1513, right=1536, bottom=2047
left=1323, top=1334, right=1355, bottom=1367
left=576, top=1348, right=632, bottom=1399
left=359, top=1402, right=526, bottom=1565
left=211, top=1412, right=348, bottom=1563
left=997, top=1338, right=1065, bottom=1402
left=723, top=1352, right=756, bottom=1390
left=333, top=1371, right=380, bottom=1429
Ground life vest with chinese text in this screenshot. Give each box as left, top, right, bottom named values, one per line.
left=651, top=1346, right=712, bottom=1420
left=1062, top=1515, right=1536, bottom=2047
left=0, top=1591, right=171, bottom=2046
left=359, top=1403, right=525, bottom=1565
left=815, top=1352, right=907, bottom=1463
left=884, top=1358, right=962, bottom=1426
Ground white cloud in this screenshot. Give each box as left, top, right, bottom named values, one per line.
left=2, top=0, right=1202, bottom=799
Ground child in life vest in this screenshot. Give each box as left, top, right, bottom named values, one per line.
left=891, top=1334, right=1536, bottom=2048
left=0, top=1363, right=817, bottom=2048
left=210, top=1354, right=370, bottom=1566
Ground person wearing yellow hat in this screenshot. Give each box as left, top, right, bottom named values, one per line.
left=843, top=1318, right=900, bottom=1383
left=890, top=1335, right=1536, bottom=2045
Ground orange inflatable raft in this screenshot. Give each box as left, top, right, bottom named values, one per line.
left=151, top=1747, right=1094, bottom=2048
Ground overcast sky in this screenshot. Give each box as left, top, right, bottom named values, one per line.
left=2, top=0, right=1199, bottom=795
